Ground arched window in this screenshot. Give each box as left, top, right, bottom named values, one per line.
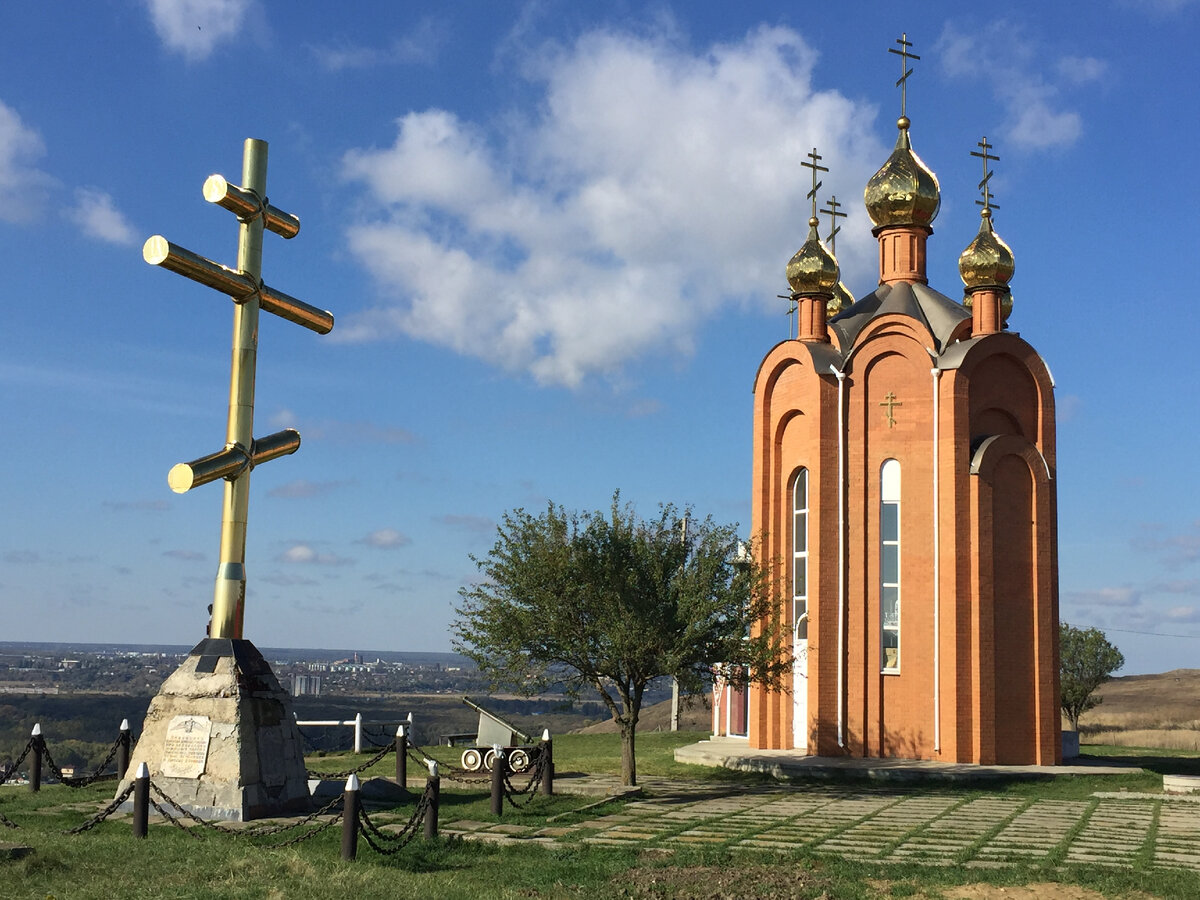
left=880, top=459, right=901, bottom=672
left=793, top=468, right=808, bottom=640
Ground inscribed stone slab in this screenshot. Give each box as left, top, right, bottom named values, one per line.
left=161, top=715, right=212, bottom=778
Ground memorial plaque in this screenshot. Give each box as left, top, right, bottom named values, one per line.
left=161, top=714, right=212, bottom=778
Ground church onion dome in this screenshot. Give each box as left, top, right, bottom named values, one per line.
left=786, top=217, right=839, bottom=296
left=958, top=208, right=1014, bottom=289
left=864, top=116, right=941, bottom=230
left=828, top=280, right=855, bottom=319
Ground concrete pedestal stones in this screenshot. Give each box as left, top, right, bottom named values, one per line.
left=116, top=638, right=312, bottom=821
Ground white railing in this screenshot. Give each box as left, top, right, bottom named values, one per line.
left=295, top=711, right=412, bottom=753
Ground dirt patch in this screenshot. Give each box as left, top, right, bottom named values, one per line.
left=617, top=862, right=832, bottom=898
left=616, top=866, right=1149, bottom=899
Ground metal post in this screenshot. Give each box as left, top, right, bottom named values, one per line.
left=540, top=729, right=553, bottom=797
left=117, top=719, right=131, bottom=782
left=211, top=139, right=268, bottom=640
left=353, top=712, right=363, bottom=754
left=490, top=744, right=505, bottom=817
left=671, top=678, right=680, bottom=732
left=395, top=724, right=407, bottom=788
left=424, top=760, right=439, bottom=840
left=341, top=774, right=360, bottom=861
left=29, top=724, right=42, bottom=793
left=132, top=763, right=150, bottom=839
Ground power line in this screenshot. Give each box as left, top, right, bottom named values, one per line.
left=1096, top=626, right=1200, bottom=640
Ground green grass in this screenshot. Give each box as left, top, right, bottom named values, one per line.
left=5, top=738, right=1200, bottom=899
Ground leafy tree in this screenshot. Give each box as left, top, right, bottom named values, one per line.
left=454, top=494, right=788, bottom=785
left=1059, top=622, right=1125, bottom=732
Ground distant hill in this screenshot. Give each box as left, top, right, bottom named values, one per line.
left=572, top=695, right=711, bottom=734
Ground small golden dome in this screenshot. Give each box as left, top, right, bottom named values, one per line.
left=828, top=279, right=855, bottom=318
left=786, top=217, right=839, bottom=296
left=864, top=117, right=940, bottom=229
left=958, top=208, right=1014, bottom=289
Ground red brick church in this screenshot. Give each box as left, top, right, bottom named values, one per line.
left=714, top=47, right=1060, bottom=765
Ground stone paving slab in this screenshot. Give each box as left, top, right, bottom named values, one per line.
left=450, top=775, right=1200, bottom=876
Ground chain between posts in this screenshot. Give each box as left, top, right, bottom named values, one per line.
left=43, top=733, right=125, bottom=787
left=503, top=749, right=547, bottom=809
left=356, top=783, right=433, bottom=856
left=306, top=741, right=394, bottom=779
left=0, top=812, right=18, bottom=829
left=148, top=781, right=346, bottom=838
left=0, top=739, right=35, bottom=786
left=149, top=795, right=203, bottom=841
left=405, top=740, right=494, bottom=781
left=63, top=781, right=136, bottom=834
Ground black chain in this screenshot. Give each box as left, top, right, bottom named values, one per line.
left=0, top=811, right=18, bottom=829
left=358, top=783, right=430, bottom=856
left=265, top=810, right=343, bottom=849
left=503, top=751, right=546, bottom=809
left=306, top=741, right=393, bottom=779
left=42, top=735, right=122, bottom=788
left=359, top=727, right=396, bottom=749
left=64, top=781, right=136, bottom=835
left=149, top=780, right=347, bottom=837
left=407, top=740, right=491, bottom=781
left=0, top=739, right=34, bottom=786
left=149, top=795, right=204, bottom=840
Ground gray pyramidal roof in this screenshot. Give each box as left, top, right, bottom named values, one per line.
left=829, top=281, right=969, bottom=355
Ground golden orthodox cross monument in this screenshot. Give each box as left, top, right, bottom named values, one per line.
left=118, top=139, right=333, bottom=820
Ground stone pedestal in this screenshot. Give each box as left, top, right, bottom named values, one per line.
left=116, top=638, right=312, bottom=821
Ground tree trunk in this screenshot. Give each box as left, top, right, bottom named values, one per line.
left=620, top=721, right=637, bottom=786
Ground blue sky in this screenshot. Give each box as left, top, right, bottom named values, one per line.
left=1, top=1, right=1198, bottom=676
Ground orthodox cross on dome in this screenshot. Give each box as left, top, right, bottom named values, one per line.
left=880, top=391, right=903, bottom=428
left=821, top=195, right=847, bottom=254
left=889, top=33, right=920, bottom=119
left=800, top=147, right=828, bottom=220
left=971, top=136, right=1001, bottom=213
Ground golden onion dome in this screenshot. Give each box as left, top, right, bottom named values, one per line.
left=864, top=117, right=940, bottom=229
left=786, top=217, right=839, bottom=296
left=958, top=208, right=1014, bottom=289
left=827, top=279, right=855, bottom=319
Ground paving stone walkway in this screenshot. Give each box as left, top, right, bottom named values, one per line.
left=441, top=780, right=1200, bottom=872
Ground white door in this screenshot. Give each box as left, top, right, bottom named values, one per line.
left=793, top=615, right=808, bottom=750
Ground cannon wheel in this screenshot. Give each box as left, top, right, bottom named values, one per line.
left=461, top=747, right=483, bottom=771
left=509, top=748, right=530, bottom=772
left=483, top=748, right=498, bottom=772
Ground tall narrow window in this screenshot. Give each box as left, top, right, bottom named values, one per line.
left=880, top=459, right=901, bottom=672
left=793, top=468, right=809, bottom=640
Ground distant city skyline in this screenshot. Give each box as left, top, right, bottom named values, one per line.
left=2, top=2, right=1199, bottom=675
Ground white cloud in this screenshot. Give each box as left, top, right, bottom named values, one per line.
left=0, top=100, right=53, bottom=222
left=359, top=528, right=412, bottom=549
left=310, top=18, right=447, bottom=70
left=68, top=188, right=138, bottom=246
left=144, top=0, right=252, bottom=61
left=276, top=543, right=353, bottom=566
left=937, top=22, right=1094, bottom=152
left=339, top=24, right=884, bottom=386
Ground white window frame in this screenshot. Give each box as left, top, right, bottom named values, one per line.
left=793, top=468, right=809, bottom=640
left=880, top=459, right=901, bottom=674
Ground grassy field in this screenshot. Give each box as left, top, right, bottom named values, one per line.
left=3, top=731, right=1200, bottom=899
left=1078, top=668, right=1200, bottom=752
